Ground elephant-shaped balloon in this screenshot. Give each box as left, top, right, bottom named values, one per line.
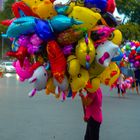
left=28, top=66, right=48, bottom=97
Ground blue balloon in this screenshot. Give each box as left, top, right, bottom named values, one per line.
left=136, top=46, right=140, bottom=53
left=55, top=5, right=69, bottom=15
left=67, top=88, right=72, bottom=98
left=84, top=0, right=107, bottom=12
left=34, top=19, right=55, bottom=41
left=6, top=16, right=36, bottom=38
left=112, top=48, right=123, bottom=62
left=12, top=38, right=19, bottom=51
left=49, top=15, right=83, bottom=32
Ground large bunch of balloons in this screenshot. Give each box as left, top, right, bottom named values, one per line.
left=0, top=0, right=123, bottom=99
left=120, top=41, right=140, bottom=69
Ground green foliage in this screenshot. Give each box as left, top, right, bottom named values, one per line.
left=0, top=0, right=15, bottom=20
left=116, top=0, right=140, bottom=24
left=0, top=0, right=15, bottom=59
left=117, top=23, right=140, bottom=41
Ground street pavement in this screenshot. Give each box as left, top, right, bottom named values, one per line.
left=0, top=74, right=140, bottom=140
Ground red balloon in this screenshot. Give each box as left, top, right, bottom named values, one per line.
left=0, top=18, right=15, bottom=26
left=6, top=46, right=28, bottom=67
left=12, top=1, right=39, bottom=18
left=106, top=0, right=116, bottom=14
left=46, top=41, right=66, bottom=83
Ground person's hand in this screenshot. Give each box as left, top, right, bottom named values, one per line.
left=79, top=92, right=84, bottom=98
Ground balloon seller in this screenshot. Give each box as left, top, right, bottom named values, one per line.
left=79, top=88, right=103, bottom=140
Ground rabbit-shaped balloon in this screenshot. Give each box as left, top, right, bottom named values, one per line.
left=28, top=66, right=48, bottom=97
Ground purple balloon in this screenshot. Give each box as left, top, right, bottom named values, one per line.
left=134, top=61, right=140, bottom=68
left=30, top=34, right=43, bottom=46
left=27, top=44, right=40, bottom=54
left=62, top=45, right=74, bottom=56
left=18, top=35, right=30, bottom=46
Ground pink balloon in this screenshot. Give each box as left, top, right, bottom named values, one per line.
left=134, top=61, right=140, bottom=68
left=30, top=34, right=43, bottom=46
left=13, top=58, right=33, bottom=82
left=18, top=35, right=30, bottom=46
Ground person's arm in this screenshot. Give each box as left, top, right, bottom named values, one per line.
left=79, top=93, right=94, bottom=107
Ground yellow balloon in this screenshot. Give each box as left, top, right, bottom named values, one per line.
left=88, top=61, right=105, bottom=79
left=109, top=29, right=122, bottom=45
left=67, top=55, right=81, bottom=77
left=86, top=78, right=101, bottom=93
left=76, top=37, right=95, bottom=67
left=22, top=0, right=41, bottom=7
left=46, top=78, right=55, bottom=95
left=66, top=1, right=84, bottom=14
left=32, top=0, right=57, bottom=19
left=69, top=68, right=89, bottom=92
left=69, top=6, right=101, bottom=30
left=99, top=62, right=120, bottom=86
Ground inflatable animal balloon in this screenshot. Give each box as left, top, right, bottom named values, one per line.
left=67, top=55, right=81, bottom=77
left=76, top=37, right=95, bottom=69
left=106, top=0, right=116, bottom=13
left=108, top=29, right=122, bottom=45
left=88, top=25, right=115, bottom=47
left=22, top=0, right=43, bottom=7
left=100, top=12, right=118, bottom=27
left=46, top=78, right=56, bottom=95
left=12, top=1, right=39, bottom=18
left=50, top=15, right=83, bottom=32
left=34, top=18, right=54, bottom=41
left=28, top=66, right=48, bottom=97
left=99, top=62, right=120, bottom=86
left=13, top=58, right=33, bottom=82
left=86, top=78, right=101, bottom=93
left=31, top=0, right=57, bottom=19
left=69, top=6, right=101, bottom=30
left=46, top=41, right=67, bottom=83
left=69, top=68, right=90, bottom=98
left=18, top=35, right=30, bottom=46
left=57, top=28, right=87, bottom=46
left=84, top=0, right=107, bottom=13
left=53, top=75, right=69, bottom=92
left=88, top=61, right=105, bottom=79
left=6, top=16, right=37, bottom=38
left=53, top=0, right=71, bottom=5
left=95, top=41, right=118, bottom=67
left=27, top=34, right=43, bottom=54
left=0, top=18, right=15, bottom=26
left=6, top=46, right=28, bottom=67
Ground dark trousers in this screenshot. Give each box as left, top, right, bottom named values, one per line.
left=117, top=84, right=125, bottom=94
left=84, top=117, right=101, bottom=140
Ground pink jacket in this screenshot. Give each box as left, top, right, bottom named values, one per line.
left=85, top=88, right=103, bottom=123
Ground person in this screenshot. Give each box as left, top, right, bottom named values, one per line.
left=117, top=71, right=126, bottom=97
left=79, top=88, right=103, bottom=140
left=134, top=68, right=140, bottom=95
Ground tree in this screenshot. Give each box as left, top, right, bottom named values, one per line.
left=0, top=0, right=16, bottom=59
left=0, top=0, right=15, bottom=20
left=117, top=23, right=140, bottom=42
left=116, top=0, right=140, bottom=24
